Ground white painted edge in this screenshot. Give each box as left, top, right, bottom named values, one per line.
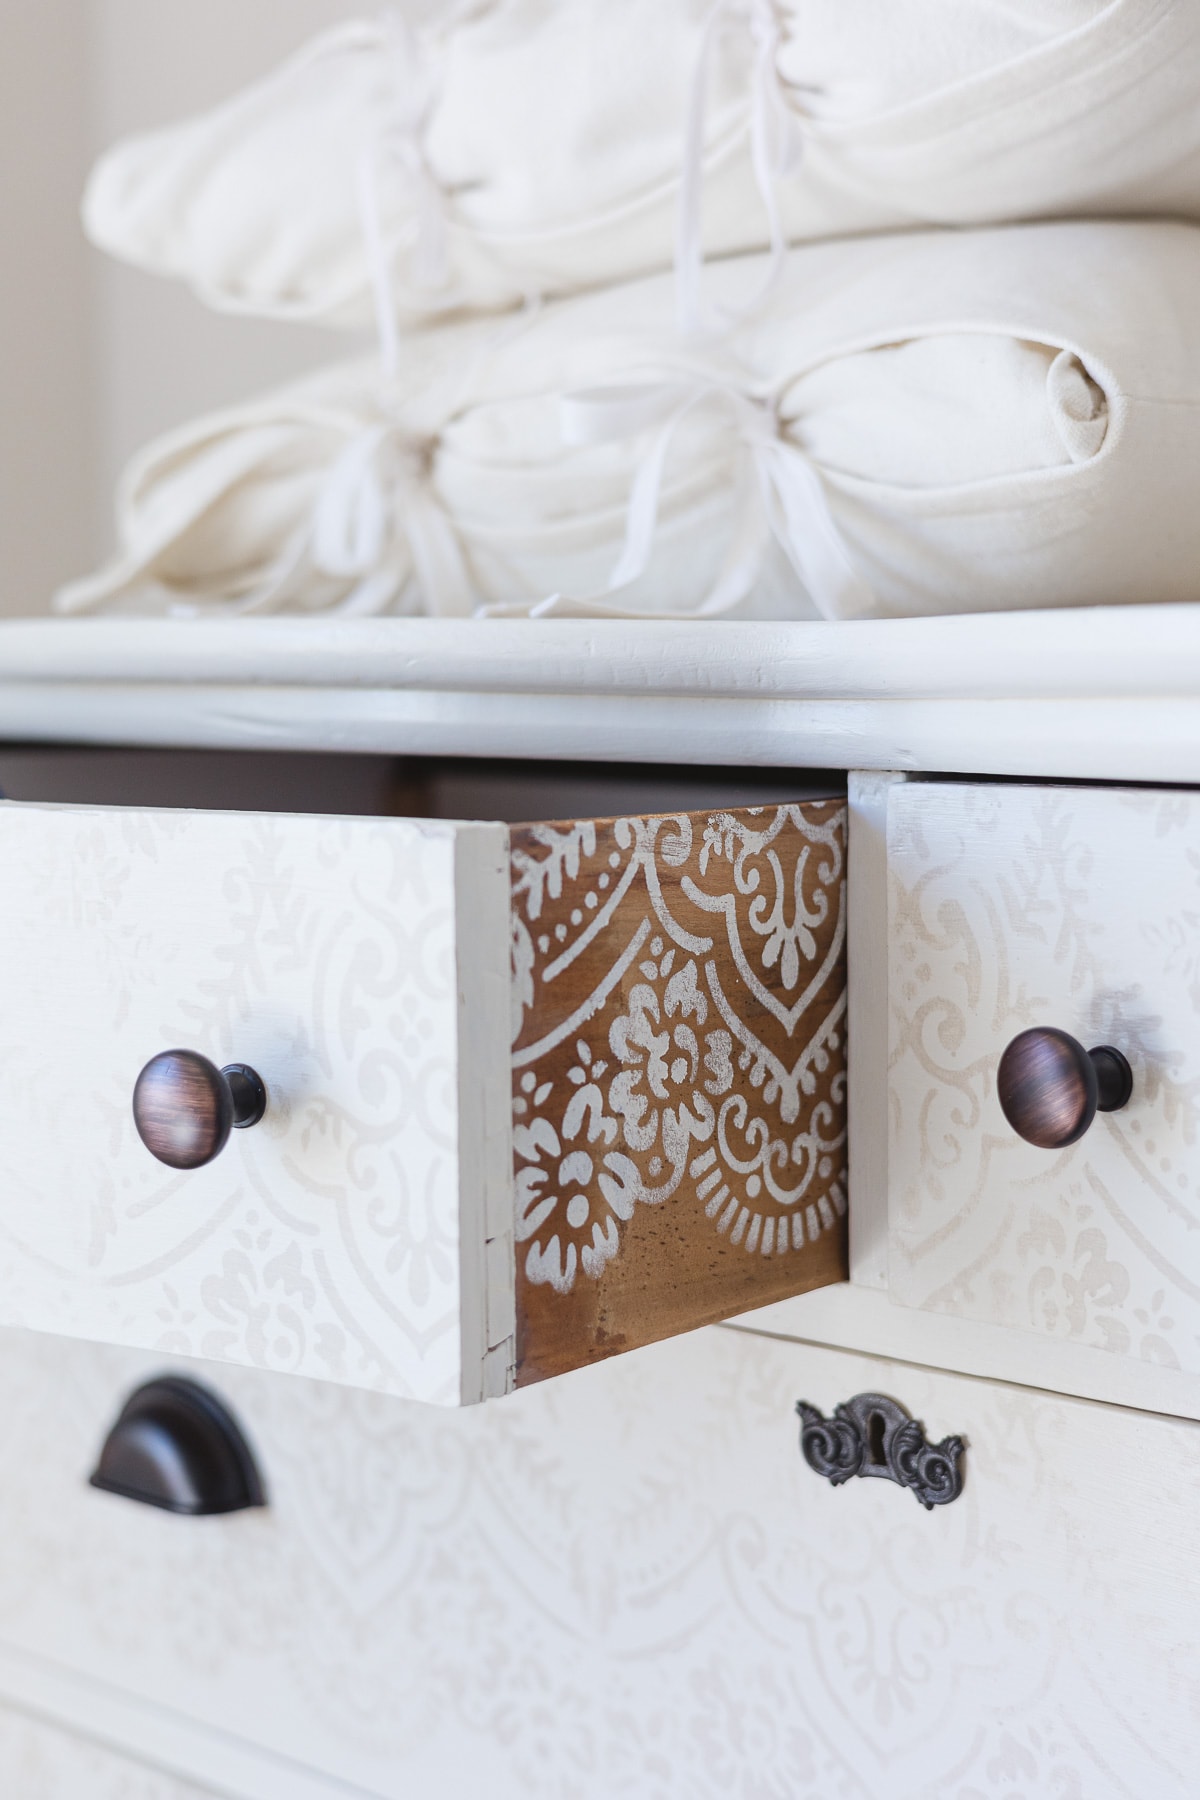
left=0, top=1639, right=379, bottom=1800
left=6, top=686, right=1200, bottom=784
left=846, top=772, right=906, bottom=1290
left=5, top=608, right=1200, bottom=699
left=727, top=1275, right=1200, bottom=1422
left=453, top=823, right=515, bottom=1405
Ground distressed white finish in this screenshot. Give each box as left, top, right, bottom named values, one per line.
left=0, top=802, right=513, bottom=1405
left=734, top=1279, right=1200, bottom=1420
left=847, top=770, right=905, bottom=1290
left=751, top=770, right=1200, bottom=1423
left=0, top=1702, right=217, bottom=1800
left=3, top=607, right=1200, bottom=779
left=887, top=780, right=1200, bottom=1372
left=1, top=1324, right=1200, bottom=1797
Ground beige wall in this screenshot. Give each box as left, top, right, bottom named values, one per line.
left=0, top=0, right=362, bottom=617
left=0, top=2, right=93, bottom=616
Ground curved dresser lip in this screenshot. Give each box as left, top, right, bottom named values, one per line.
left=0, top=605, right=1197, bottom=779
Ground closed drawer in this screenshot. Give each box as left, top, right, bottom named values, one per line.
left=0, top=1701, right=217, bottom=1799
left=0, top=792, right=846, bottom=1403
left=1, top=1324, right=1199, bottom=1797
left=887, top=779, right=1200, bottom=1370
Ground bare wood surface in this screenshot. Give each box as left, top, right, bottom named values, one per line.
left=511, top=799, right=848, bottom=1384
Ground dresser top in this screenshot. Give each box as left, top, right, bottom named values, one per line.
left=0, top=607, right=1196, bottom=780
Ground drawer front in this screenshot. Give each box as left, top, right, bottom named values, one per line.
left=0, top=795, right=847, bottom=1404
left=0, top=1703, right=217, bottom=1799
left=0, top=804, right=513, bottom=1407
left=2, top=1327, right=1200, bottom=1798
left=888, top=780, right=1200, bottom=1368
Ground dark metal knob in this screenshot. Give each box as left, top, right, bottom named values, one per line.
left=997, top=1027, right=1132, bottom=1149
left=132, top=1050, right=266, bottom=1170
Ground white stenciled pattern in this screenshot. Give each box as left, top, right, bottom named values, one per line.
left=0, top=804, right=498, bottom=1404
left=888, top=782, right=1200, bottom=1370
left=1, top=1327, right=1200, bottom=1796
left=511, top=806, right=847, bottom=1294
left=514, top=946, right=739, bottom=1292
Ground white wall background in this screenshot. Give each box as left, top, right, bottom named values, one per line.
left=0, top=0, right=365, bottom=618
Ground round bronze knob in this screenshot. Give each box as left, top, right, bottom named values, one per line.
left=132, top=1051, right=266, bottom=1170
left=997, top=1027, right=1132, bottom=1149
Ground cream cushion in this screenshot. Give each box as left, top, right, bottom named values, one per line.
left=82, top=2, right=1200, bottom=328
left=56, top=222, right=1200, bottom=623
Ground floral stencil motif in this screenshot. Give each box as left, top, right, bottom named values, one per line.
left=888, top=782, right=1200, bottom=1373
left=511, top=803, right=847, bottom=1301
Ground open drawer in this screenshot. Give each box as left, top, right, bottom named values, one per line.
left=0, top=783, right=846, bottom=1404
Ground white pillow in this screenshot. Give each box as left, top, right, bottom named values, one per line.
left=56, top=221, right=1200, bottom=623
left=83, top=2, right=1200, bottom=329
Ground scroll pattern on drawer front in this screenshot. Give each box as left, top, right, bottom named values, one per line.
left=511, top=801, right=848, bottom=1383
left=888, top=781, right=1200, bottom=1369
left=5, top=1331, right=1200, bottom=1798
left=0, top=807, right=504, bottom=1406
left=0, top=797, right=843, bottom=1406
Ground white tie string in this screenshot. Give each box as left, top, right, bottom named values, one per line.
left=542, top=376, right=874, bottom=620
left=677, top=0, right=803, bottom=338
left=311, top=421, right=473, bottom=616
left=337, top=13, right=485, bottom=616
left=378, top=9, right=451, bottom=294
left=356, top=9, right=459, bottom=383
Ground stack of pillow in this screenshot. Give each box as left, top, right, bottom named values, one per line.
left=64, top=1, right=1200, bottom=621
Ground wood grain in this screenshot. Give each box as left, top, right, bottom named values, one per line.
left=510, top=800, right=848, bottom=1384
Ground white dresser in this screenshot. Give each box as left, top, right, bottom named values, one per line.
left=0, top=607, right=1198, bottom=1799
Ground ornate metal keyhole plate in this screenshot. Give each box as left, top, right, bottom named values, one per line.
left=795, top=1392, right=965, bottom=1510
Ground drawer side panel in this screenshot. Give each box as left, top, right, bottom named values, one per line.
left=510, top=799, right=848, bottom=1384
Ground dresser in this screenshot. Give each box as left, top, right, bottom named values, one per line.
left=0, top=606, right=1198, bottom=1799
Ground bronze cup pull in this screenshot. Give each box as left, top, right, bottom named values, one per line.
left=90, top=1376, right=267, bottom=1516
left=997, top=1027, right=1132, bottom=1150
left=133, top=1050, right=266, bottom=1170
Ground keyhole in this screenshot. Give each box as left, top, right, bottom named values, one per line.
left=867, top=1410, right=887, bottom=1468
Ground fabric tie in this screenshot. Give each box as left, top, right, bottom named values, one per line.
left=677, top=0, right=804, bottom=338
left=524, top=376, right=874, bottom=620
left=356, top=9, right=459, bottom=381
left=311, top=420, right=473, bottom=616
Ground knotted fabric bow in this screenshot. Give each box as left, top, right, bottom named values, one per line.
left=310, top=418, right=473, bottom=615
left=516, top=376, right=873, bottom=620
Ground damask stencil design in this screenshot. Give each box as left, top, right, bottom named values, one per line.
left=0, top=806, right=488, bottom=1405
left=0, top=795, right=841, bottom=1408
left=2, top=1328, right=1200, bottom=1798
left=511, top=802, right=847, bottom=1382
left=888, top=783, right=1200, bottom=1371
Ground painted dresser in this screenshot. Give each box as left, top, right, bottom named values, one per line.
left=0, top=606, right=1198, bottom=1799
